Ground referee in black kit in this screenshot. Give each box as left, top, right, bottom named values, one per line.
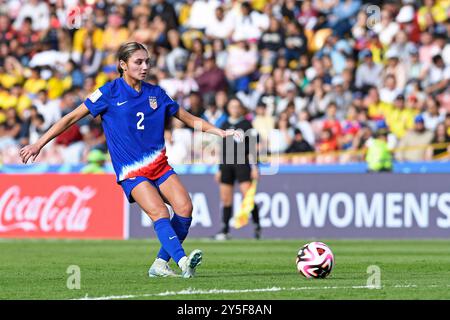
left=214, top=97, right=261, bottom=240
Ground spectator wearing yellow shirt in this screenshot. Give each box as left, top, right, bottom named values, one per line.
left=178, top=0, right=193, bottom=27
left=0, top=86, right=9, bottom=107
left=366, top=31, right=385, bottom=65
left=251, top=0, right=268, bottom=12
left=365, top=86, right=392, bottom=121
left=385, top=94, right=418, bottom=139
left=0, top=89, right=17, bottom=110
left=94, top=64, right=117, bottom=89
left=46, top=69, right=66, bottom=100
left=0, top=70, right=22, bottom=89
left=102, top=14, right=130, bottom=65
left=0, top=86, right=21, bottom=111
left=23, top=67, right=47, bottom=96
left=72, top=18, right=104, bottom=64
left=0, top=108, right=5, bottom=124
left=417, top=0, right=448, bottom=31
left=13, top=85, right=32, bottom=116
left=16, top=98, right=32, bottom=116
left=0, top=85, right=31, bottom=116
left=444, top=113, right=450, bottom=136
left=0, top=56, right=24, bottom=89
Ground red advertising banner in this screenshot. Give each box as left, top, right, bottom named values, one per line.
left=0, top=174, right=126, bottom=239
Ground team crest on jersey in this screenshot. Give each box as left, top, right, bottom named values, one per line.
left=149, top=96, right=158, bottom=110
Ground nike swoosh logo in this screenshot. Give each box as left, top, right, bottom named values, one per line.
left=117, top=101, right=128, bottom=106
left=169, top=236, right=177, bottom=240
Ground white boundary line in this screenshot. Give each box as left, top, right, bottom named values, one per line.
left=75, top=284, right=450, bottom=300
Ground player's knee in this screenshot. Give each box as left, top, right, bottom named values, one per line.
left=221, top=194, right=233, bottom=206
left=144, top=205, right=170, bottom=220
left=174, top=199, right=193, bottom=217
left=221, top=192, right=232, bottom=205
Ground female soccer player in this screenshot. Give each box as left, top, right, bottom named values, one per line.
left=214, top=98, right=261, bottom=240
left=19, top=42, right=242, bottom=278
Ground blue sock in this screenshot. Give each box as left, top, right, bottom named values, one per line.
left=157, top=214, right=192, bottom=262
left=153, top=218, right=186, bottom=264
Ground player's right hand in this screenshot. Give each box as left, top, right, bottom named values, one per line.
left=19, top=144, right=41, bottom=164
left=223, top=129, right=244, bottom=143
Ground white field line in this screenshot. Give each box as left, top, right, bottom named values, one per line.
left=75, top=284, right=450, bottom=300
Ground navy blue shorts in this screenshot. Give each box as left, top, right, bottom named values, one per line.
left=120, top=169, right=176, bottom=203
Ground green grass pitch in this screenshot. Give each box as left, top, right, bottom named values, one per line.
left=1, top=239, right=449, bottom=300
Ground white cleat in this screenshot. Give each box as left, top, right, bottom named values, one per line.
left=148, top=258, right=178, bottom=278
left=181, top=249, right=203, bottom=278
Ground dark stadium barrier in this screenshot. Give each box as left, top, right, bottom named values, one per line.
left=0, top=174, right=126, bottom=239
left=129, top=174, right=450, bottom=239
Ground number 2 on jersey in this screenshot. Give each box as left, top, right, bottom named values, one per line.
left=136, top=112, right=145, bottom=130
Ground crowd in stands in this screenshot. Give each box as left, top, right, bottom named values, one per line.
left=0, top=0, right=449, bottom=167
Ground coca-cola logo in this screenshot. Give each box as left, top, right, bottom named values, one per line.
left=0, top=186, right=96, bottom=233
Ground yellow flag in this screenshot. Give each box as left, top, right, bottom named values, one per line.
left=234, top=180, right=258, bottom=229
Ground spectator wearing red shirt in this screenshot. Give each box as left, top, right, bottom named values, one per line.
left=341, top=105, right=361, bottom=149
left=296, top=0, right=318, bottom=30
left=316, top=128, right=338, bottom=164
left=317, top=130, right=338, bottom=153
left=322, top=102, right=343, bottom=143
left=396, top=4, right=421, bottom=43
left=55, top=123, right=82, bottom=147
left=55, top=122, right=85, bottom=164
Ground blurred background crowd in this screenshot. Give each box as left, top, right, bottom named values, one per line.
left=0, top=0, right=449, bottom=169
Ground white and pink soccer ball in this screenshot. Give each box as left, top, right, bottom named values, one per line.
left=296, top=242, right=334, bottom=279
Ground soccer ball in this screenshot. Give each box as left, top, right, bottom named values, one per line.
left=296, top=241, right=334, bottom=279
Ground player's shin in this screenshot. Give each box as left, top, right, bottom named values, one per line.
left=153, top=218, right=186, bottom=264
left=222, top=206, right=233, bottom=233
left=252, top=204, right=261, bottom=239
left=157, top=214, right=192, bottom=261
left=251, top=204, right=260, bottom=227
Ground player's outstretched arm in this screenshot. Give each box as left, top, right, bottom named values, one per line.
left=19, top=103, right=90, bottom=164
left=174, top=107, right=243, bottom=141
